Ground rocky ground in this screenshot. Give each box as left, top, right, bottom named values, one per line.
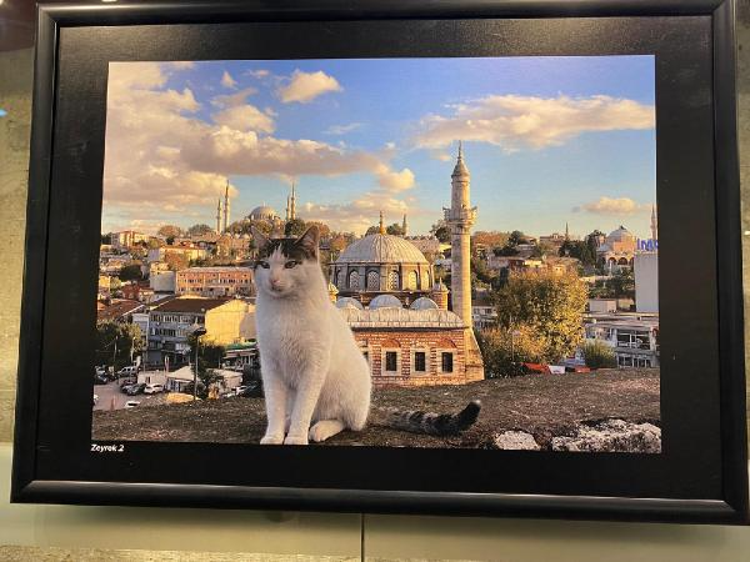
left=92, top=368, right=660, bottom=451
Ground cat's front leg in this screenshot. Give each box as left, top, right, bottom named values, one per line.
left=260, top=371, right=288, bottom=445
left=284, top=373, right=326, bottom=445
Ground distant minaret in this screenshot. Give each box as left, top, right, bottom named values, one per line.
left=402, top=214, right=408, bottom=236
left=565, top=222, right=570, bottom=241
left=379, top=210, right=386, bottom=235
left=222, top=183, right=230, bottom=232
left=285, top=194, right=290, bottom=221
left=290, top=182, right=297, bottom=221
left=216, top=198, right=223, bottom=234
left=650, top=203, right=658, bottom=241
left=443, top=141, right=477, bottom=326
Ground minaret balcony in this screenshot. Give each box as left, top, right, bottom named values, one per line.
left=443, top=206, right=478, bottom=225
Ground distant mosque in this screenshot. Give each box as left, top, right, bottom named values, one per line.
left=330, top=143, right=484, bottom=387
left=214, top=182, right=300, bottom=235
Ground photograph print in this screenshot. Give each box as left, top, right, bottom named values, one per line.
left=92, top=55, right=660, bottom=452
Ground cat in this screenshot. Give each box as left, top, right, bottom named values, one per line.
left=252, top=225, right=481, bottom=445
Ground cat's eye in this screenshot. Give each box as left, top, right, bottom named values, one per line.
left=284, top=260, right=298, bottom=269
left=258, top=261, right=270, bottom=269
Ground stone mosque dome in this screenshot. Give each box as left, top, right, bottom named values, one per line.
left=249, top=205, right=278, bottom=221
left=337, top=233, right=428, bottom=265
left=606, top=225, right=635, bottom=245
left=335, top=297, right=365, bottom=310
left=410, top=297, right=439, bottom=311
left=369, top=294, right=403, bottom=310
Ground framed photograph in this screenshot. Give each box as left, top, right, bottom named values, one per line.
left=12, top=0, right=748, bottom=523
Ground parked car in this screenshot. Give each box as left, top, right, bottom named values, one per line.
left=125, top=400, right=140, bottom=409
left=93, top=373, right=109, bottom=385
left=120, top=382, right=136, bottom=394
left=127, top=383, right=146, bottom=396
left=116, top=365, right=139, bottom=378
left=143, top=383, right=164, bottom=394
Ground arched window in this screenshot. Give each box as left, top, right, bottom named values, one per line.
left=618, top=257, right=629, bottom=266
left=349, top=270, right=360, bottom=290
left=387, top=271, right=400, bottom=290
left=367, top=271, right=380, bottom=291
left=407, top=271, right=418, bottom=290
left=336, top=270, right=345, bottom=289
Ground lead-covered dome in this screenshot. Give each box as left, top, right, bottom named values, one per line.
left=410, top=297, right=439, bottom=311
left=337, top=234, right=428, bottom=264
left=369, top=294, right=403, bottom=310
left=606, top=225, right=635, bottom=244
left=249, top=206, right=278, bottom=221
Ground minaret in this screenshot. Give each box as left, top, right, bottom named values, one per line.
left=222, top=183, right=230, bottom=232
left=285, top=194, right=290, bottom=221
left=379, top=210, right=386, bottom=235
left=443, top=141, right=477, bottom=326
left=565, top=222, right=570, bottom=241
left=290, top=182, right=297, bottom=221
left=216, top=198, right=223, bottom=234
left=402, top=214, right=408, bottom=236
left=650, top=203, right=658, bottom=241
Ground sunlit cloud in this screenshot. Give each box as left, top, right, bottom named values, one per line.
left=413, top=94, right=654, bottom=151
left=573, top=196, right=650, bottom=215
left=278, top=70, right=342, bottom=104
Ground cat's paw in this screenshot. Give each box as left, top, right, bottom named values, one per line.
left=283, top=434, right=309, bottom=446
left=260, top=433, right=284, bottom=445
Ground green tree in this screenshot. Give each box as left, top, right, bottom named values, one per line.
left=386, top=223, right=404, bottom=236
left=609, top=268, right=635, bottom=299
left=95, top=321, right=143, bottom=370
left=492, top=270, right=588, bottom=362
left=284, top=218, right=308, bottom=236
left=476, top=325, right=547, bottom=378
left=157, top=224, right=183, bottom=239
left=582, top=340, right=618, bottom=369
left=118, top=263, right=143, bottom=282
left=187, top=223, right=214, bottom=237
left=507, top=230, right=528, bottom=246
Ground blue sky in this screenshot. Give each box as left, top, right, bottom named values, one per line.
left=103, top=56, right=656, bottom=239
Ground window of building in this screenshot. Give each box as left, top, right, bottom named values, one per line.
left=407, top=271, right=418, bottom=290
left=441, top=352, right=454, bottom=373
left=387, top=271, right=399, bottom=290
left=385, top=351, right=398, bottom=373
left=414, top=351, right=426, bottom=373
left=349, top=270, right=360, bottom=290
left=367, top=271, right=380, bottom=291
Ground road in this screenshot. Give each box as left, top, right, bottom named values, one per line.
left=93, top=380, right=159, bottom=411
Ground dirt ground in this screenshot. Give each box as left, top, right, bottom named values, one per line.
left=92, top=368, right=660, bottom=449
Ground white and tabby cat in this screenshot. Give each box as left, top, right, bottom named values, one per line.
left=252, top=225, right=480, bottom=445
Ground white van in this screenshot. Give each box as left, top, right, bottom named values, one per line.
left=117, top=365, right=138, bottom=378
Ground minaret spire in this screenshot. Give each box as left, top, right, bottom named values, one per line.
left=222, top=182, right=230, bottom=232
left=379, top=211, right=386, bottom=235
left=565, top=221, right=570, bottom=241
left=402, top=214, right=408, bottom=236
left=650, top=203, right=658, bottom=241
left=216, top=198, right=223, bottom=234
left=290, top=181, right=297, bottom=221
left=443, top=142, right=476, bottom=326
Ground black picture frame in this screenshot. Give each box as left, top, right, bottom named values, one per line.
left=11, top=0, right=748, bottom=524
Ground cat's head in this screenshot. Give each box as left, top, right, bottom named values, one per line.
left=251, top=225, right=321, bottom=299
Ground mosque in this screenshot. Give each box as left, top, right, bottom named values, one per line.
left=329, top=144, right=485, bottom=387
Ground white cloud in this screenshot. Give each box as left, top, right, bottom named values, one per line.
left=211, top=105, right=276, bottom=134
left=375, top=165, right=415, bottom=192
left=210, top=87, right=258, bottom=108
left=413, top=94, right=655, bottom=151
left=303, top=193, right=414, bottom=235
left=246, top=69, right=270, bottom=79
left=576, top=196, right=650, bottom=215
left=102, top=62, right=413, bottom=232
left=278, top=70, right=342, bottom=104
left=221, top=70, right=238, bottom=89
left=324, top=123, right=362, bottom=135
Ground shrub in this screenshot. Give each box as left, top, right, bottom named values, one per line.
left=582, top=340, right=617, bottom=369
left=477, top=325, right=547, bottom=378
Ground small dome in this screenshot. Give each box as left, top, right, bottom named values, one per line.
left=328, top=282, right=339, bottom=295
left=410, top=297, right=439, bottom=311
left=335, top=297, right=364, bottom=310
left=249, top=206, right=278, bottom=221
left=606, top=226, right=635, bottom=244
left=369, top=294, right=403, bottom=310
left=337, top=233, right=428, bottom=264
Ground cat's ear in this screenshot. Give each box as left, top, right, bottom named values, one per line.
left=251, top=226, right=270, bottom=252
left=295, top=225, right=320, bottom=259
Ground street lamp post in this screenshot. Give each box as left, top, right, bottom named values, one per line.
left=192, top=325, right=208, bottom=400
